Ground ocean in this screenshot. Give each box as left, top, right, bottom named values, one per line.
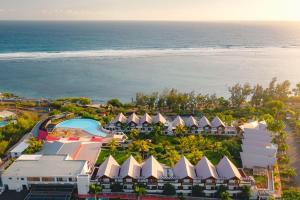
left=0, top=21, right=300, bottom=102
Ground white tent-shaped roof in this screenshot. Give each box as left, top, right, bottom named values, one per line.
left=211, top=116, right=225, bottom=128
left=127, top=113, right=140, bottom=125
left=139, top=113, right=152, bottom=124
left=141, top=156, right=164, bottom=179
left=152, top=113, right=167, bottom=124
left=216, top=156, right=241, bottom=180
left=172, top=116, right=185, bottom=128
left=119, top=155, right=141, bottom=179
left=97, top=155, right=120, bottom=178
left=185, top=116, right=198, bottom=127
left=195, top=156, right=218, bottom=180
left=173, top=156, right=196, bottom=179
left=111, top=113, right=127, bottom=124
left=198, top=116, right=211, bottom=128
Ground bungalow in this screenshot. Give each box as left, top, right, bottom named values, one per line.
left=152, top=113, right=168, bottom=134
left=185, top=116, right=199, bottom=134
left=211, top=116, right=226, bottom=134
left=119, top=155, right=141, bottom=192
left=126, top=113, right=140, bottom=131
left=140, top=156, right=164, bottom=191
left=138, top=113, right=153, bottom=133
left=95, top=155, right=252, bottom=197
left=198, top=116, right=212, bottom=133
left=108, top=113, right=127, bottom=131
left=169, top=116, right=185, bottom=135
left=195, top=156, right=218, bottom=196
left=97, top=155, right=120, bottom=191
left=173, top=156, right=196, bottom=194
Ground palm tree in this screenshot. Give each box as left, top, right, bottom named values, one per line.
left=89, top=184, right=102, bottom=200
left=174, top=125, right=187, bottom=137
left=108, top=139, right=119, bottom=156
left=220, top=191, right=232, bottom=200
left=187, top=150, right=203, bottom=165
left=134, top=185, right=146, bottom=200
left=129, top=140, right=151, bottom=159
left=164, top=148, right=180, bottom=167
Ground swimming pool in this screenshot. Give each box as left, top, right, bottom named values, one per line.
left=55, top=119, right=106, bottom=137
left=0, top=121, right=8, bottom=127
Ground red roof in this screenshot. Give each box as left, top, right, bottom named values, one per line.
left=46, top=135, right=60, bottom=141
left=68, top=137, right=79, bottom=141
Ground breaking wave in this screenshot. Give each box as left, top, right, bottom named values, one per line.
left=0, top=47, right=299, bottom=60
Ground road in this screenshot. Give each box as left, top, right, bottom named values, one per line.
left=286, top=124, right=300, bottom=188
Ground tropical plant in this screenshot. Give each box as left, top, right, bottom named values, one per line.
left=129, top=140, right=151, bottom=159
left=89, top=184, right=102, bottom=200
left=107, top=139, right=119, bottom=156
left=174, top=125, right=187, bottom=137
left=220, top=191, right=232, bottom=200
left=162, top=183, right=176, bottom=196
left=134, top=185, right=146, bottom=200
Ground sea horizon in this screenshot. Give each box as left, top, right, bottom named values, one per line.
left=1, top=21, right=300, bottom=102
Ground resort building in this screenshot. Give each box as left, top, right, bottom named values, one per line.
left=95, top=155, right=252, bottom=197
left=108, top=113, right=127, bottom=131
left=1, top=155, right=90, bottom=195
left=106, top=113, right=237, bottom=135
left=239, top=121, right=277, bottom=169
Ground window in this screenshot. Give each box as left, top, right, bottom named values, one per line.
left=68, top=177, right=77, bottom=182
left=21, top=178, right=24, bottom=180
left=8, top=177, right=12, bottom=180
left=27, top=177, right=40, bottom=182
left=57, top=177, right=68, bottom=182
left=41, top=177, right=55, bottom=182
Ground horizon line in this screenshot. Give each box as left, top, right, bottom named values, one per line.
left=1, top=19, right=300, bottom=23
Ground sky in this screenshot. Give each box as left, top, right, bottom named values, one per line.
left=0, top=0, right=300, bottom=21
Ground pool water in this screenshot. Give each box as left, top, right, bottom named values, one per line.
left=56, top=119, right=106, bottom=137
left=0, top=121, right=8, bottom=127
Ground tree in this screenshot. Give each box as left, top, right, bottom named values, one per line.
left=134, top=185, right=146, bottom=200
left=251, top=84, right=265, bottom=107
left=89, top=184, right=102, bottom=200
left=239, top=186, right=251, bottom=200
left=220, top=191, right=232, bottom=200
left=292, top=82, right=300, bottom=96
left=0, top=140, right=9, bottom=156
left=192, top=185, right=204, bottom=197
left=228, top=83, right=252, bottom=108
left=107, top=139, right=119, bottom=156
left=129, top=140, right=151, bottom=159
left=283, top=188, right=300, bottom=200
left=187, top=150, right=203, bottom=165
left=107, top=98, right=123, bottom=107
left=174, top=125, right=187, bottom=137
left=162, top=183, right=176, bottom=196
left=24, top=137, right=43, bottom=154
left=163, top=148, right=180, bottom=167
left=129, top=129, right=140, bottom=139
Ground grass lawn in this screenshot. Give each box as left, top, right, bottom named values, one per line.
left=254, top=175, right=268, bottom=189
left=96, top=149, right=130, bottom=164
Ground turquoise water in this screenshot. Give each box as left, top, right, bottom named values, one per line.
left=56, top=119, right=106, bottom=137
left=0, top=121, right=8, bottom=127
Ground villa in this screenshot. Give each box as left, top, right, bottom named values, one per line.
left=95, top=155, right=252, bottom=197
left=106, top=113, right=237, bottom=135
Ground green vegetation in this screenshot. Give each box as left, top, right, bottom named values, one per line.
left=162, top=183, right=176, bottom=196
left=0, top=112, right=38, bottom=156
left=283, top=188, right=300, bottom=200
left=254, top=175, right=268, bottom=188
left=89, top=184, right=102, bottom=200
left=24, top=137, right=43, bottom=154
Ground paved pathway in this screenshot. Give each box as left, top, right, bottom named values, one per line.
left=286, top=124, right=300, bottom=188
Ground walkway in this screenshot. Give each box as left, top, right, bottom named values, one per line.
left=286, top=124, right=300, bottom=188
